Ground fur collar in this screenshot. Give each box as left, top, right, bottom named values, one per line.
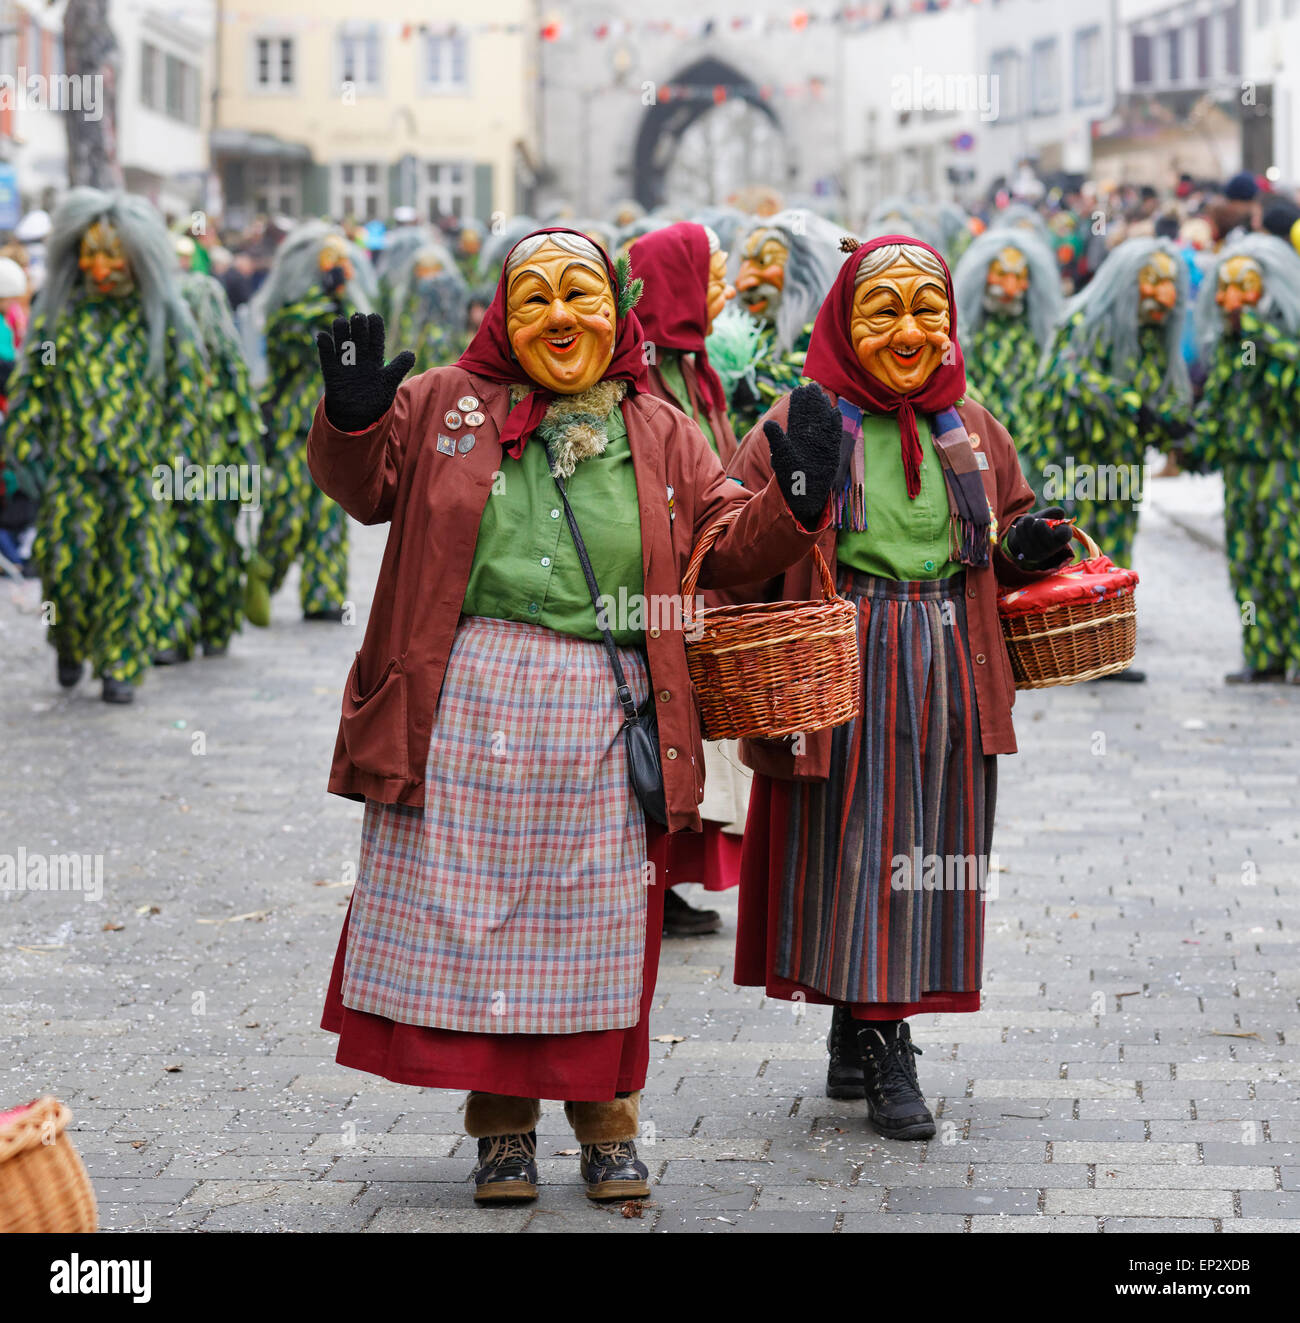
left=508, top=379, right=627, bottom=479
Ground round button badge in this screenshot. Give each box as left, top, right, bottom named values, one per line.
left=464, top=410, right=485, bottom=428
left=443, top=410, right=462, bottom=429
left=457, top=396, right=479, bottom=412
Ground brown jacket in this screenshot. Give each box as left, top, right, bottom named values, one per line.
left=307, top=365, right=824, bottom=832
left=725, top=389, right=1053, bottom=777
left=646, top=355, right=739, bottom=463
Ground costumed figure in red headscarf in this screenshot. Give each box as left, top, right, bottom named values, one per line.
left=629, top=221, right=752, bottom=936
left=308, top=228, right=840, bottom=1205
left=727, top=236, right=1073, bottom=1139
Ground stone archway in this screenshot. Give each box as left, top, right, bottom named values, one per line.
left=633, top=56, right=784, bottom=209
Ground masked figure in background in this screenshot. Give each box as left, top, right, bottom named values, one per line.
left=177, top=270, right=264, bottom=651
left=386, top=239, right=470, bottom=372
left=311, top=227, right=838, bottom=1207
left=727, top=236, right=1072, bottom=1139
left=628, top=220, right=747, bottom=936
left=864, top=198, right=943, bottom=252
left=3, top=189, right=207, bottom=703
left=1024, top=237, right=1192, bottom=602
left=1186, top=234, right=1300, bottom=684
left=250, top=221, right=373, bottom=622
left=954, top=227, right=1063, bottom=447
left=723, top=209, right=842, bottom=436
left=454, top=219, right=486, bottom=286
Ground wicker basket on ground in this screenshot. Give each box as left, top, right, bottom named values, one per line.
left=998, top=525, right=1139, bottom=689
left=681, top=510, right=860, bottom=740
left=0, top=1096, right=99, bottom=1233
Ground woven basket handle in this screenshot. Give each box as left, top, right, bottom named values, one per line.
left=682, top=507, right=838, bottom=604
left=1063, top=522, right=1102, bottom=562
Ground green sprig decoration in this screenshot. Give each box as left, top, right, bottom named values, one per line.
left=614, top=252, right=643, bottom=317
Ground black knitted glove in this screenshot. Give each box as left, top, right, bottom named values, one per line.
left=763, top=383, right=844, bottom=530
left=315, top=313, right=415, bottom=434
left=1005, top=506, right=1074, bottom=569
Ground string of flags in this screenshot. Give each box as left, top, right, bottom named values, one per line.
left=202, top=1, right=978, bottom=42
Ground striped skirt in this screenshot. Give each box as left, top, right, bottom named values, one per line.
left=340, top=616, right=650, bottom=1037
left=775, top=572, right=996, bottom=1005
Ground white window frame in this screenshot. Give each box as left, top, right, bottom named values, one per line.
left=332, top=160, right=386, bottom=222
left=249, top=160, right=302, bottom=218
left=251, top=34, right=296, bottom=94
left=420, top=31, right=470, bottom=95
left=418, top=160, right=473, bottom=223
left=1030, top=37, right=1060, bottom=116
left=988, top=48, right=1021, bottom=123
left=337, top=23, right=383, bottom=96
left=1073, top=25, right=1104, bottom=107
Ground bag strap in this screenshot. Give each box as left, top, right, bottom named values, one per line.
left=552, top=474, right=640, bottom=728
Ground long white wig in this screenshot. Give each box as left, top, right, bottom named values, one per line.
left=257, top=219, right=375, bottom=323
left=751, top=208, right=844, bottom=354
left=954, top=225, right=1063, bottom=349
left=38, top=187, right=197, bottom=378
left=864, top=197, right=943, bottom=251
left=1046, top=236, right=1191, bottom=406
left=1194, top=232, right=1300, bottom=363
left=387, top=237, right=469, bottom=334
left=178, top=270, right=246, bottom=372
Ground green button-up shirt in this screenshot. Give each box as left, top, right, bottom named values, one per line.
left=659, top=350, right=716, bottom=452
left=461, top=407, right=646, bottom=644
left=834, top=412, right=960, bottom=581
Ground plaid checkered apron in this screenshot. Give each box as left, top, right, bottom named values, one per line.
left=341, top=616, right=651, bottom=1036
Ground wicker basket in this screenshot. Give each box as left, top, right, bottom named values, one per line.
left=0, top=1097, right=99, bottom=1233
left=681, top=510, right=860, bottom=740
left=999, top=525, right=1138, bottom=689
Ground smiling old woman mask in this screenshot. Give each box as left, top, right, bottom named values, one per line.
left=850, top=242, right=952, bottom=395
left=505, top=232, right=617, bottom=395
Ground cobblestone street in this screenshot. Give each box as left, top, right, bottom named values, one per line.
left=2, top=472, right=1297, bottom=1234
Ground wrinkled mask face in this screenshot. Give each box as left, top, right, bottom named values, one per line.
left=983, top=246, right=1029, bottom=316
left=851, top=259, right=951, bottom=395
left=79, top=220, right=133, bottom=298
left=1137, top=251, right=1178, bottom=325
left=318, top=235, right=354, bottom=288
left=1215, top=255, right=1263, bottom=330
left=413, top=250, right=446, bottom=297
left=735, top=227, right=788, bottom=323
left=506, top=239, right=616, bottom=394
left=705, top=248, right=734, bottom=334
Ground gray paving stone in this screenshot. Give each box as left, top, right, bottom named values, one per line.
left=4, top=482, right=1295, bottom=1233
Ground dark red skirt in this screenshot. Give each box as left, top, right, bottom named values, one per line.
left=321, top=825, right=669, bottom=1101
left=667, top=820, right=743, bottom=892
left=734, top=775, right=980, bottom=1019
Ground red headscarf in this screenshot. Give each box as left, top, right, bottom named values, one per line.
left=456, top=225, right=650, bottom=457
left=627, top=221, right=727, bottom=415
left=803, top=233, right=967, bottom=499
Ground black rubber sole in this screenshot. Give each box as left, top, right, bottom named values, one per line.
left=867, top=1110, right=937, bottom=1141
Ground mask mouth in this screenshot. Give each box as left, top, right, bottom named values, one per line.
left=890, top=343, right=922, bottom=361
left=544, top=333, right=579, bottom=353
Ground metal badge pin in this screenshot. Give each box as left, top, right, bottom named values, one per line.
left=436, top=434, right=456, bottom=456
left=457, top=433, right=476, bottom=454
left=457, top=395, right=479, bottom=412
left=444, top=410, right=463, bottom=429
left=464, top=410, right=485, bottom=428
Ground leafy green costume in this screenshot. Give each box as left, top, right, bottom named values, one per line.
left=1187, top=308, right=1300, bottom=674
left=179, top=273, right=264, bottom=650
left=962, top=314, right=1042, bottom=450
left=392, top=300, right=466, bottom=375
left=1023, top=310, right=1190, bottom=568
left=255, top=292, right=352, bottom=615
left=4, top=295, right=207, bottom=683
left=728, top=321, right=814, bottom=439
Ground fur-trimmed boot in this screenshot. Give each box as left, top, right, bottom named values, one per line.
left=464, top=1092, right=541, bottom=1205
left=564, top=1092, right=650, bottom=1201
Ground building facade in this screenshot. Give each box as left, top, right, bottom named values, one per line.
left=0, top=0, right=213, bottom=215
left=211, top=1, right=537, bottom=230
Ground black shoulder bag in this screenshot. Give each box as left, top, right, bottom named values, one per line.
left=552, top=475, right=668, bottom=826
